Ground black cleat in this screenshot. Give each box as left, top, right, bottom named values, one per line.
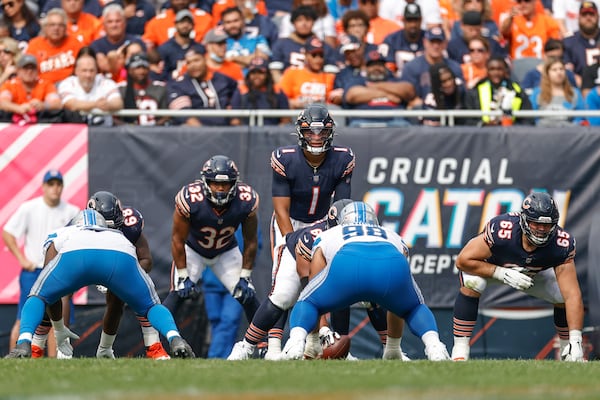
left=169, top=337, right=195, bottom=359
left=5, top=342, right=32, bottom=358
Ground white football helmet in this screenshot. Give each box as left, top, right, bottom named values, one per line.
left=339, top=201, right=379, bottom=226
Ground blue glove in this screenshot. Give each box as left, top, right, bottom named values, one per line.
left=177, top=277, right=200, bottom=299
left=233, top=277, right=255, bottom=304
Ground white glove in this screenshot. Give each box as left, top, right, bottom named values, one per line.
left=96, top=285, right=108, bottom=294
left=492, top=266, right=533, bottom=290
left=54, top=326, right=80, bottom=359
left=562, top=330, right=584, bottom=362
left=319, top=326, right=340, bottom=347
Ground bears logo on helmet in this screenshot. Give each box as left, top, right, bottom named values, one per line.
left=87, top=191, right=124, bottom=228
left=326, top=199, right=354, bottom=229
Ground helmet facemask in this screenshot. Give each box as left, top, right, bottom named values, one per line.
left=519, top=193, right=559, bottom=247
left=295, top=104, right=336, bottom=155
left=200, top=155, right=240, bottom=207
left=86, top=191, right=124, bottom=228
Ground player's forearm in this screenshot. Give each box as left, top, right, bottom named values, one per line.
left=241, top=239, right=258, bottom=270
left=456, top=257, right=497, bottom=278
left=171, top=240, right=187, bottom=270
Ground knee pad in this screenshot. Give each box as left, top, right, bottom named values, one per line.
left=269, top=291, right=297, bottom=310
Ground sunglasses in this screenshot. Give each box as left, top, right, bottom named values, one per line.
left=1, top=1, right=15, bottom=9
left=469, top=47, right=486, bottom=52
left=515, top=0, right=532, bottom=3
left=359, top=0, right=377, bottom=4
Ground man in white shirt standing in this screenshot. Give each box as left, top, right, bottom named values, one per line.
left=2, top=169, right=79, bottom=357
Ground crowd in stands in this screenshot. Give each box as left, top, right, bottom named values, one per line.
left=1, top=0, right=600, bottom=127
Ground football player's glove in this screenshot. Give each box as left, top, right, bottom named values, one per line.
left=562, top=330, right=585, bottom=362
left=177, top=277, right=200, bottom=299
left=233, top=277, right=255, bottom=304
left=492, top=266, right=533, bottom=290
left=53, top=325, right=80, bottom=358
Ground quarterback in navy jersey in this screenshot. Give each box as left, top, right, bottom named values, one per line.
left=163, top=155, right=261, bottom=324
left=451, top=192, right=584, bottom=362
left=270, top=104, right=354, bottom=252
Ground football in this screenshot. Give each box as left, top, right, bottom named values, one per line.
left=321, top=334, right=351, bottom=359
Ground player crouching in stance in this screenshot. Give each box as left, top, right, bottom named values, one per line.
left=451, top=192, right=584, bottom=362
left=281, top=202, right=449, bottom=361
left=5, top=210, right=194, bottom=359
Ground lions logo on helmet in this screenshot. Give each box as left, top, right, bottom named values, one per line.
left=339, top=201, right=379, bottom=226
left=87, top=191, right=124, bottom=228
left=295, top=104, right=335, bottom=155
left=326, top=199, right=354, bottom=229
left=519, top=192, right=559, bottom=247
left=200, top=155, right=240, bottom=206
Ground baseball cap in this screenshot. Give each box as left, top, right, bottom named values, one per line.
left=17, top=54, right=37, bottom=68
left=339, top=34, right=361, bottom=54
left=175, top=9, right=194, bottom=23
left=580, top=1, right=598, bottom=14
left=43, top=169, right=63, bottom=184
left=126, top=53, right=149, bottom=69
left=365, top=49, right=385, bottom=65
left=404, top=3, right=422, bottom=20
left=203, top=28, right=228, bottom=44
left=248, top=57, right=268, bottom=72
left=462, top=11, right=482, bottom=26
left=305, top=37, right=324, bottom=54
left=425, top=26, right=446, bottom=41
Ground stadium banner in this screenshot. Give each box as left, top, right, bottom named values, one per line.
left=86, top=125, right=600, bottom=310
left=0, top=123, right=89, bottom=304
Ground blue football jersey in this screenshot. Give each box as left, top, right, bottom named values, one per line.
left=285, top=219, right=327, bottom=260
left=483, top=213, right=576, bottom=275
left=271, top=145, right=354, bottom=223
left=380, top=29, right=424, bottom=77
left=119, top=207, right=144, bottom=245
left=175, top=180, right=259, bottom=258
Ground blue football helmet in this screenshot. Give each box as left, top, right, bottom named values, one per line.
left=326, top=199, right=354, bottom=229
left=295, top=103, right=335, bottom=155
left=519, top=192, right=559, bottom=247
left=200, top=155, right=240, bottom=206
left=339, top=201, right=379, bottom=226
left=87, top=191, right=124, bottom=228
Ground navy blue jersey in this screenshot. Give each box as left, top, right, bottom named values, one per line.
left=117, top=80, right=168, bottom=125
left=90, top=35, right=145, bottom=57
left=106, top=0, right=156, bottom=36
left=231, top=89, right=289, bottom=126
left=175, top=180, right=259, bottom=258
left=446, top=35, right=506, bottom=65
left=167, top=71, right=239, bottom=126
left=157, top=39, right=205, bottom=81
left=380, top=30, right=425, bottom=77
left=120, top=207, right=144, bottom=245
left=269, top=37, right=338, bottom=73
left=271, top=145, right=354, bottom=223
left=483, top=213, right=576, bottom=275
left=401, top=55, right=464, bottom=100
left=245, top=16, right=280, bottom=47
left=563, top=31, right=600, bottom=76
left=285, top=219, right=327, bottom=260
left=11, top=23, right=40, bottom=48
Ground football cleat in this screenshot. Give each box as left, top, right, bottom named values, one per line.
left=425, top=342, right=450, bottom=361
left=96, top=346, right=116, bottom=359
left=264, top=349, right=282, bottom=361
left=227, top=341, right=254, bottom=360
left=31, top=344, right=44, bottom=358
left=382, top=347, right=411, bottom=361
left=282, top=338, right=305, bottom=360
left=303, top=332, right=322, bottom=359
left=146, top=342, right=170, bottom=360
left=451, top=341, right=470, bottom=361
left=5, top=342, right=32, bottom=358
left=169, top=336, right=195, bottom=359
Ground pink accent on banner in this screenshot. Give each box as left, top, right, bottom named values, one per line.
left=0, top=124, right=89, bottom=304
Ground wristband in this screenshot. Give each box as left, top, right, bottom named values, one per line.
left=240, top=268, right=252, bottom=279
left=177, top=267, right=188, bottom=280
left=569, top=329, right=583, bottom=342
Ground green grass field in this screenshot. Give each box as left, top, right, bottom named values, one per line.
left=1, top=359, right=599, bottom=399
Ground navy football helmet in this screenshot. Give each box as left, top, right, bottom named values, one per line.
left=339, top=201, right=379, bottom=226
left=519, top=192, right=559, bottom=247
left=87, top=191, right=124, bottom=228
left=326, top=199, right=354, bottom=229
left=295, top=104, right=335, bottom=155
left=200, top=155, right=239, bottom=206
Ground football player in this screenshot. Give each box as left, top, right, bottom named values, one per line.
left=162, top=155, right=261, bottom=328
left=281, top=201, right=449, bottom=361
left=6, top=210, right=194, bottom=359
left=451, top=192, right=584, bottom=362
left=269, top=103, right=355, bottom=356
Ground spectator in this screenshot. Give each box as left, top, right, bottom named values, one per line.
left=167, top=46, right=239, bottom=126
left=461, top=36, right=490, bottom=89
left=338, top=10, right=376, bottom=52
left=204, top=27, right=244, bottom=83
left=326, top=0, right=358, bottom=22
left=500, top=0, right=561, bottom=59
left=108, top=0, right=156, bottom=36
left=422, top=62, right=468, bottom=125
left=1, top=0, right=39, bottom=46
left=278, top=0, right=337, bottom=48
left=447, top=11, right=505, bottom=64
left=378, top=0, right=442, bottom=31
left=563, top=1, right=600, bottom=86
left=211, top=0, right=269, bottom=23
left=465, top=56, right=533, bottom=126
left=0, top=54, right=63, bottom=123
left=26, top=8, right=84, bottom=86
left=62, top=0, right=103, bottom=46
left=580, top=59, right=600, bottom=98
left=117, top=53, right=169, bottom=126
left=109, top=40, right=146, bottom=84
left=157, top=9, right=205, bottom=81
left=142, top=0, right=213, bottom=50
left=380, top=3, right=425, bottom=78
left=354, top=0, right=400, bottom=45
left=400, top=27, right=464, bottom=108
left=343, top=50, right=415, bottom=127
left=0, top=37, right=20, bottom=86
left=231, top=57, right=290, bottom=126
left=228, top=0, right=283, bottom=47
left=42, top=0, right=103, bottom=18
left=529, top=58, right=586, bottom=127
left=448, top=0, right=500, bottom=43
left=221, top=7, right=270, bottom=71
left=553, top=0, right=600, bottom=36
left=269, top=6, right=338, bottom=83
left=279, top=37, right=335, bottom=109
left=90, top=4, right=146, bottom=83
left=58, top=49, right=124, bottom=126
left=584, top=77, right=600, bottom=125
left=330, top=34, right=364, bottom=105
left=520, top=39, right=577, bottom=95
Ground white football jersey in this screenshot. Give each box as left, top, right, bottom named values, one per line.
left=313, top=224, right=408, bottom=265
left=44, top=225, right=136, bottom=258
